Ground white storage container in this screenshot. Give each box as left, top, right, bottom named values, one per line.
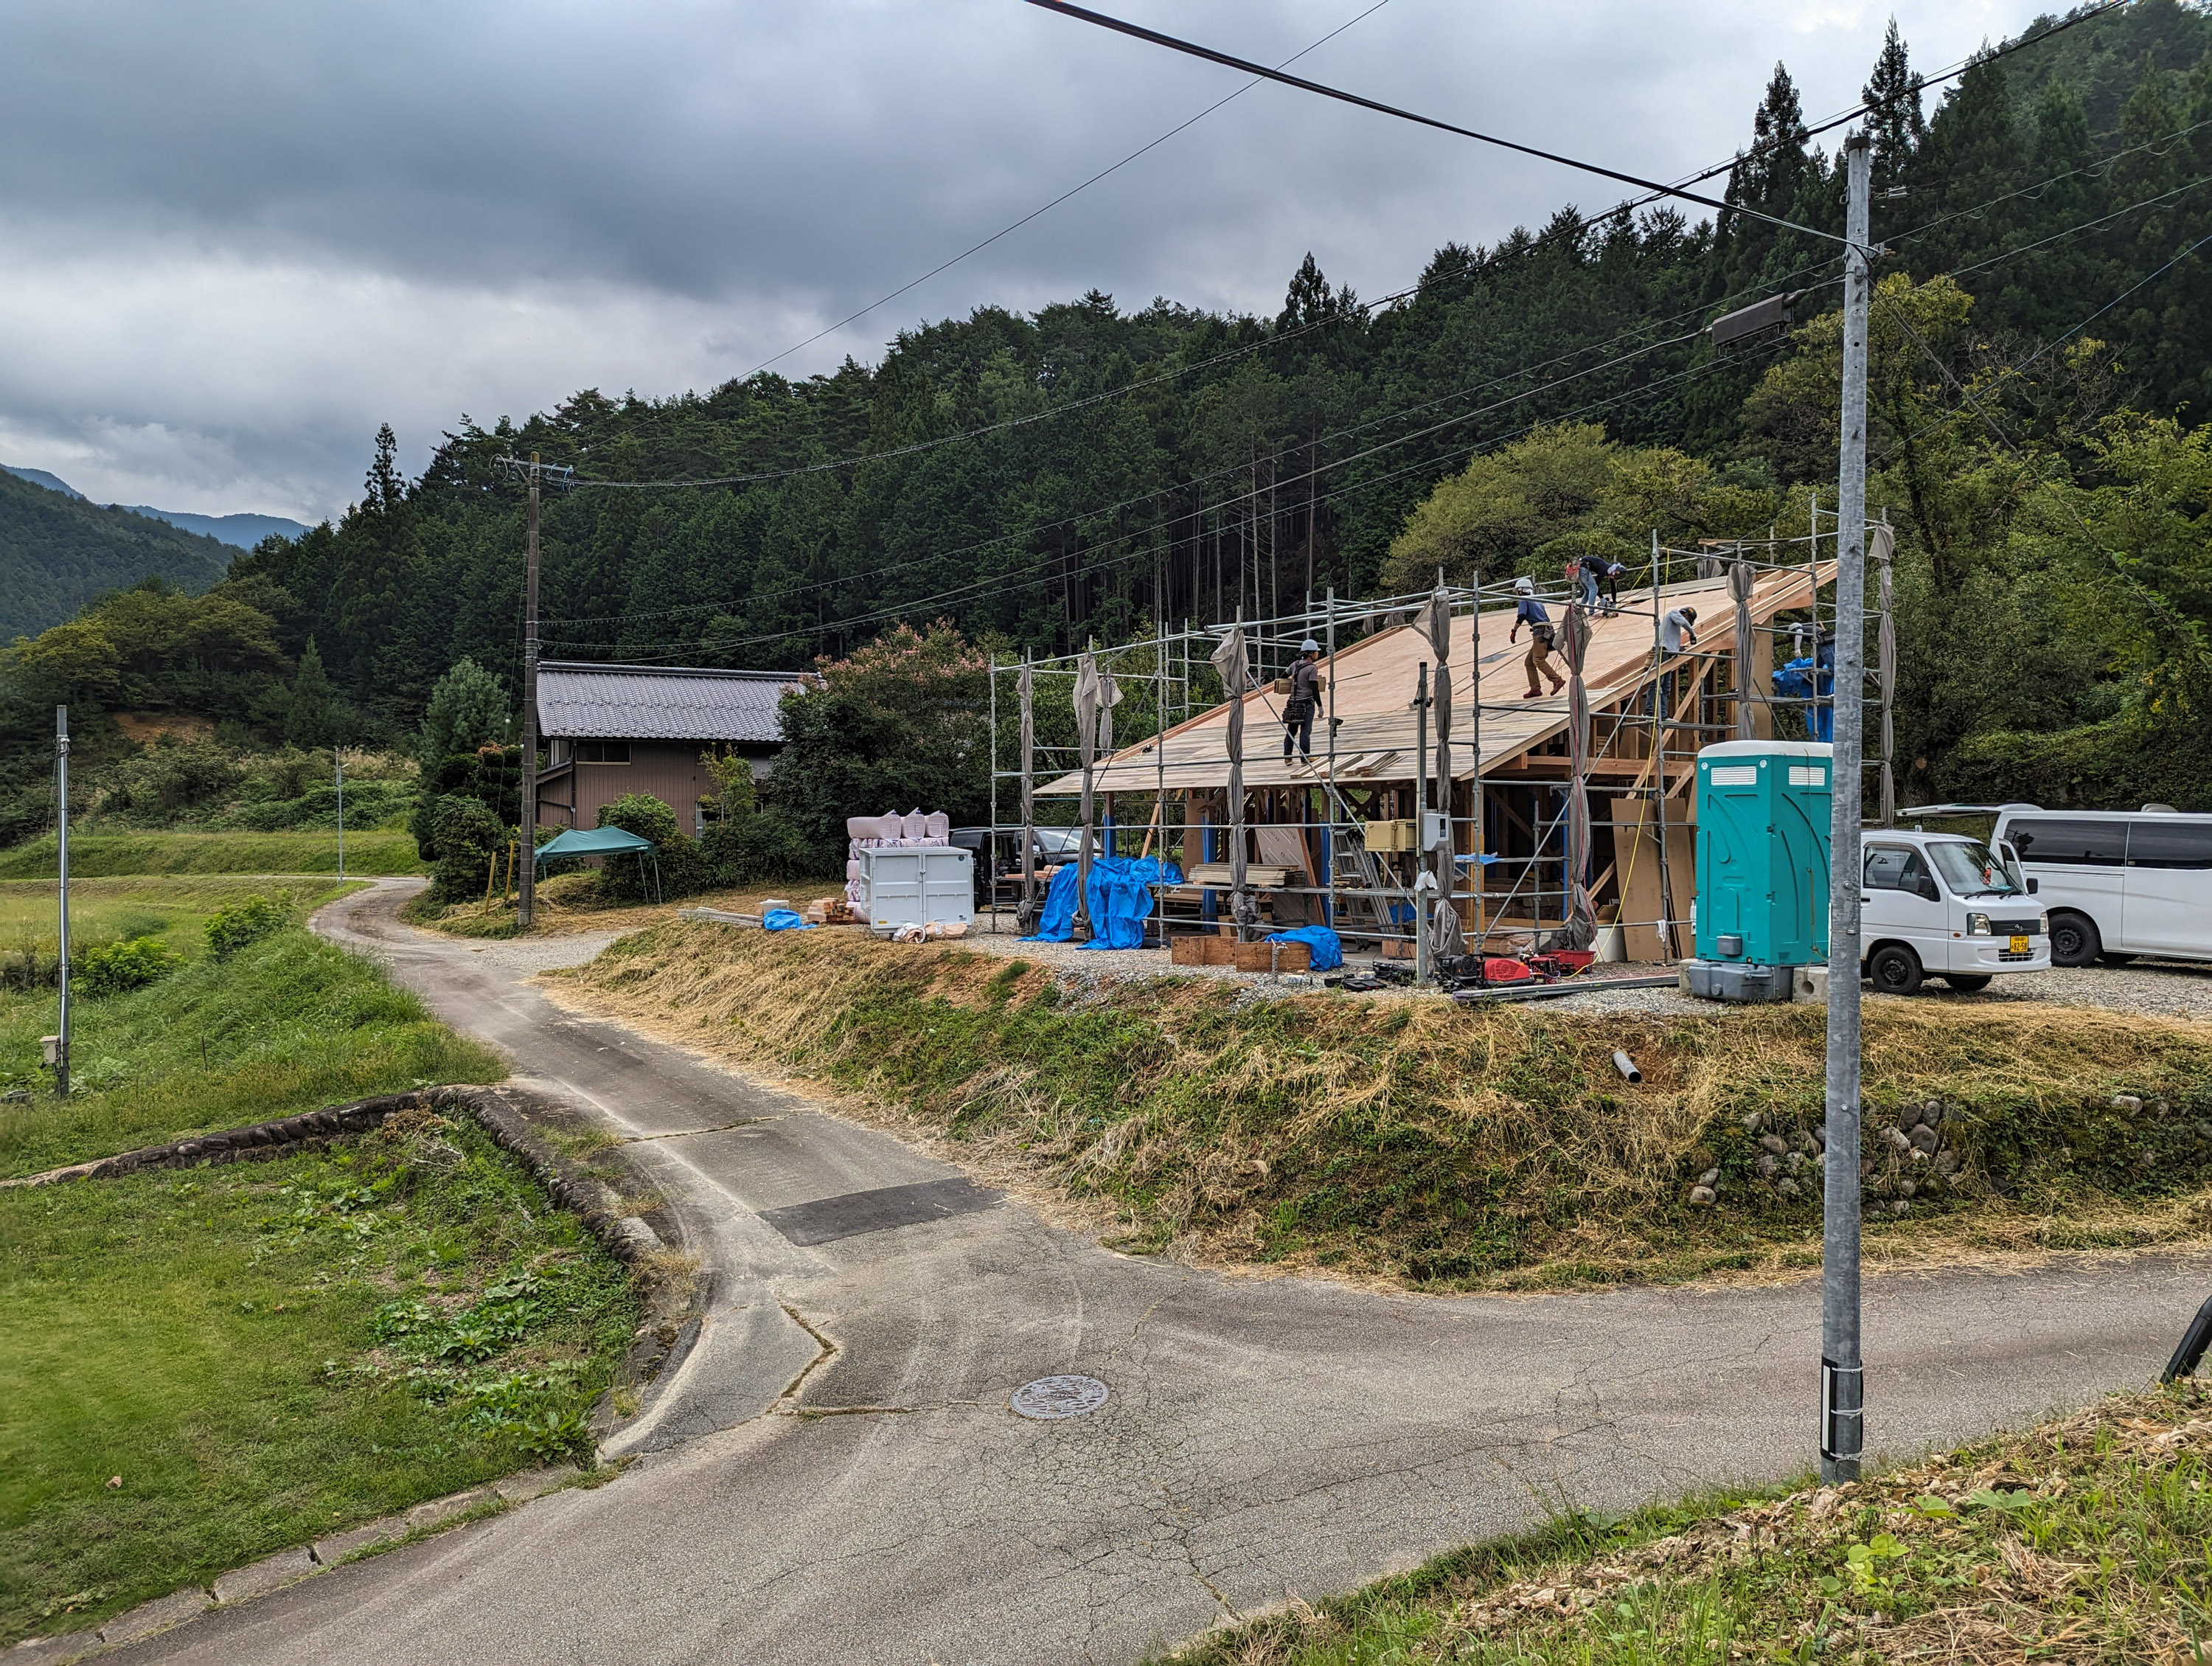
left=858, top=845, right=973, bottom=933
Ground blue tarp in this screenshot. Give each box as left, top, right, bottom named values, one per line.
left=1021, top=863, right=1082, bottom=942
left=762, top=908, right=813, bottom=931
left=1264, top=925, right=1344, bottom=971
left=1773, top=653, right=1835, bottom=743
left=1020, top=857, right=1184, bottom=947
left=1079, top=856, right=1180, bottom=950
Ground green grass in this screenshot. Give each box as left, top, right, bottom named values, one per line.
left=0, top=917, right=501, bottom=1176
left=0, top=830, right=424, bottom=879
left=0, top=1116, right=636, bottom=1645
left=1160, top=1382, right=2212, bottom=1665
left=0, top=875, right=352, bottom=966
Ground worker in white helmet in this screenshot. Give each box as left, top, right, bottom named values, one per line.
left=1281, top=638, right=1324, bottom=760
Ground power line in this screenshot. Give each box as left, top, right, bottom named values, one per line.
left=1027, top=0, right=1837, bottom=245
left=551, top=0, right=2132, bottom=498
left=737, top=0, right=1395, bottom=380
left=543, top=155, right=2205, bottom=634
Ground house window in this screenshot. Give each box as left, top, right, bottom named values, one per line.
left=574, top=740, right=630, bottom=764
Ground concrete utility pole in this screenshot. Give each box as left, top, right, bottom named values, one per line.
left=335, top=750, right=346, bottom=881
left=520, top=454, right=542, bottom=930
left=54, top=705, right=71, bottom=1099
left=1821, top=131, right=1873, bottom=1486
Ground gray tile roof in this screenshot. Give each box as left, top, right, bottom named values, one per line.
left=535, top=662, right=813, bottom=743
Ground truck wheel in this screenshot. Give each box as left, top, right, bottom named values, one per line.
left=1942, top=974, right=1992, bottom=992
left=1868, top=944, right=1923, bottom=996
left=2048, top=912, right=2100, bottom=968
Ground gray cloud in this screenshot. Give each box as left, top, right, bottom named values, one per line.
left=0, top=0, right=2035, bottom=519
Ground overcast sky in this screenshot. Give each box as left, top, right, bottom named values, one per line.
left=0, top=0, right=2045, bottom=523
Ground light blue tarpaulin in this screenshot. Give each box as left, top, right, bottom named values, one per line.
left=1264, top=925, right=1343, bottom=971
left=1021, top=857, right=1183, bottom=947
left=1078, top=856, right=1181, bottom=950
left=762, top=908, right=813, bottom=931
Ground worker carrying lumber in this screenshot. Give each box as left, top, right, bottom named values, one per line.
left=1281, top=639, right=1322, bottom=759
left=1509, top=576, right=1565, bottom=699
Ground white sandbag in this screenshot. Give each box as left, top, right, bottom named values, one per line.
left=924, top=811, right=950, bottom=841
left=846, top=858, right=860, bottom=880
left=901, top=808, right=930, bottom=840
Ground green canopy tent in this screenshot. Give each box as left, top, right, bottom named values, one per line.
left=533, top=826, right=661, bottom=903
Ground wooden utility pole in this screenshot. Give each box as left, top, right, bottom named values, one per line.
left=520, top=454, right=541, bottom=929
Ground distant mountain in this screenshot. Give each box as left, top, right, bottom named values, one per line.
left=114, top=505, right=310, bottom=547
left=1, top=465, right=83, bottom=500
left=0, top=468, right=235, bottom=640
left=0, top=465, right=309, bottom=551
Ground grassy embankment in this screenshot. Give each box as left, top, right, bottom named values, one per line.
left=1158, top=1382, right=2212, bottom=1665
left=0, top=830, right=422, bottom=879
left=0, top=883, right=634, bottom=1648
left=554, top=923, right=2212, bottom=1288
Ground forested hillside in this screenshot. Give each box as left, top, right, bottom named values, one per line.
left=0, top=469, right=235, bottom=639
left=4, top=0, right=2212, bottom=833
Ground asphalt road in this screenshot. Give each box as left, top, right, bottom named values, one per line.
left=116, top=879, right=2211, bottom=1666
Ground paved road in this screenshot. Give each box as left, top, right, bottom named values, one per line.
left=120, top=879, right=2210, bottom=1666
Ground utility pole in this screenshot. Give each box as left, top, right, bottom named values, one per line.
left=521, top=454, right=540, bottom=929
left=54, top=706, right=70, bottom=1099
left=1821, top=130, right=1873, bottom=1487
left=335, top=749, right=346, bottom=881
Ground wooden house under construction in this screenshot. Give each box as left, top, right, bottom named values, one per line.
left=1010, top=555, right=1874, bottom=962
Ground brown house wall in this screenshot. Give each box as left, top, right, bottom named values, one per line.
left=538, top=741, right=779, bottom=834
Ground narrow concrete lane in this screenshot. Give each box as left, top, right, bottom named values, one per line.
left=119, top=879, right=2211, bottom=1666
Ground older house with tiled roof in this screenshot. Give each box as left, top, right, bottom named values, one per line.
left=533, top=661, right=814, bottom=835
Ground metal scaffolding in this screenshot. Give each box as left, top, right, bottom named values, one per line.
left=982, top=526, right=1895, bottom=971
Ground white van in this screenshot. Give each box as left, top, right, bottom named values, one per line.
left=1860, top=830, right=2049, bottom=995
left=1991, top=806, right=2212, bottom=967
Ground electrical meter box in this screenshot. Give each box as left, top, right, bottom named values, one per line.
left=858, top=845, right=973, bottom=934
left=1692, top=740, right=1832, bottom=968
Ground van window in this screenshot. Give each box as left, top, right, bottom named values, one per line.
left=1864, top=845, right=1935, bottom=896
left=1926, top=839, right=2025, bottom=897
left=2006, top=816, right=2124, bottom=866
left=2125, top=819, right=2212, bottom=870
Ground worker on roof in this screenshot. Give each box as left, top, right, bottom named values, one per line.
left=1571, top=550, right=1627, bottom=615
left=1661, top=604, right=1700, bottom=654
left=1509, top=576, right=1565, bottom=700
left=1281, top=638, right=1323, bottom=760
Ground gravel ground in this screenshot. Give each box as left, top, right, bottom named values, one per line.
left=457, top=930, right=625, bottom=973
left=967, top=911, right=2212, bottom=1021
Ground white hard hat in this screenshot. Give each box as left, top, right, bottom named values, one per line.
left=1301, top=639, right=1320, bottom=653
left=1514, top=575, right=1535, bottom=593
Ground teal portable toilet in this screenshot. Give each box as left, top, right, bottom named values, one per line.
left=1693, top=740, right=1832, bottom=970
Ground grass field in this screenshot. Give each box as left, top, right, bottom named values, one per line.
left=1159, top=1382, right=2212, bottom=1665
left=0, top=890, right=497, bottom=1170
left=0, top=1116, right=635, bottom=1645
left=0, top=875, right=351, bottom=965
left=0, top=830, right=423, bottom=879
left=552, top=923, right=2212, bottom=1288
left=0, top=898, right=625, bottom=1648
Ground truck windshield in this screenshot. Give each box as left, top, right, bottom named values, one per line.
left=1927, top=839, right=2025, bottom=898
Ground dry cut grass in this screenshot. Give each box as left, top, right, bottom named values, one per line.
left=1164, top=1382, right=2212, bottom=1665
left=544, top=923, right=2212, bottom=1289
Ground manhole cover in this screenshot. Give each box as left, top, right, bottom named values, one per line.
left=1010, top=1375, right=1110, bottom=1420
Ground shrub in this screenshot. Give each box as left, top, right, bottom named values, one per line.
left=597, top=793, right=711, bottom=901
left=205, top=893, right=291, bottom=957
left=703, top=810, right=818, bottom=885
left=77, top=935, right=180, bottom=997
left=428, top=795, right=507, bottom=903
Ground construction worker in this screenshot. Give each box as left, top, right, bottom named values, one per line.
left=1509, top=576, right=1565, bottom=699
left=1281, top=638, right=1322, bottom=760
left=1578, top=550, right=1627, bottom=614
left=1661, top=605, right=1699, bottom=654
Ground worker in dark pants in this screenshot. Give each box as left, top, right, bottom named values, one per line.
left=1510, top=577, right=1565, bottom=698
left=1579, top=551, right=1627, bottom=614
left=1281, top=638, right=1321, bottom=760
